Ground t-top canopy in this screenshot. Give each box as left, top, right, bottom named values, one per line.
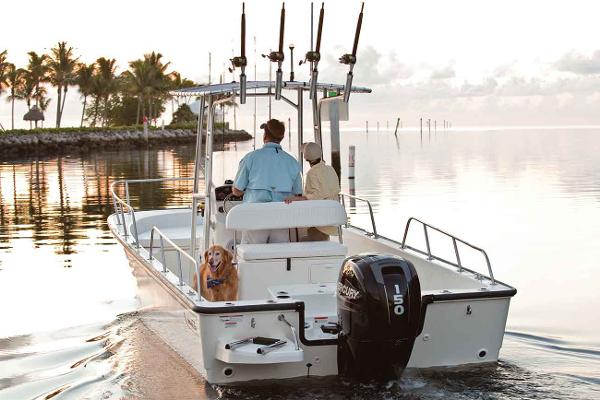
left=170, top=80, right=371, bottom=97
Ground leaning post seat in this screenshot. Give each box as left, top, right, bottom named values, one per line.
left=225, top=200, right=349, bottom=299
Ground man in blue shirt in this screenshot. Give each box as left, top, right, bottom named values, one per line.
left=233, top=119, right=302, bottom=243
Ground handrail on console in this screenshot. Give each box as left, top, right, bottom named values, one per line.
left=339, top=192, right=378, bottom=238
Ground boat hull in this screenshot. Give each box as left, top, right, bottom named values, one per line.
left=110, top=215, right=515, bottom=384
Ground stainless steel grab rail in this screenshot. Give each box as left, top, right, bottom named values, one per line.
left=148, top=226, right=202, bottom=296
left=400, top=217, right=496, bottom=285
left=109, top=177, right=201, bottom=248
left=339, top=192, right=496, bottom=284
left=339, top=193, right=378, bottom=237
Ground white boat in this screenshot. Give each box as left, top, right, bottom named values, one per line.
left=108, top=3, right=516, bottom=384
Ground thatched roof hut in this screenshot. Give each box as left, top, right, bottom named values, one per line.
left=23, top=106, right=44, bottom=122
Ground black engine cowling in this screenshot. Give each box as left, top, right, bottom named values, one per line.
left=337, top=254, right=422, bottom=379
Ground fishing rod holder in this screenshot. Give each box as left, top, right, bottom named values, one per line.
left=264, top=51, right=285, bottom=100
left=265, top=3, right=286, bottom=100
left=340, top=3, right=364, bottom=103
left=302, top=51, right=322, bottom=100
left=301, top=2, right=324, bottom=100
left=231, top=3, right=248, bottom=103
left=230, top=56, right=248, bottom=104
left=339, top=55, right=356, bottom=103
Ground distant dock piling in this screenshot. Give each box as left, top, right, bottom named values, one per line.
left=428, top=119, right=431, bottom=139
left=394, top=118, right=400, bottom=137
left=348, top=145, right=356, bottom=207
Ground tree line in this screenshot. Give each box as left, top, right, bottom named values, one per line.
left=0, top=42, right=197, bottom=130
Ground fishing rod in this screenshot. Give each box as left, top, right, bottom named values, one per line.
left=340, top=2, right=364, bottom=103
left=300, top=2, right=324, bottom=100
left=264, top=3, right=286, bottom=100
left=230, top=3, right=248, bottom=104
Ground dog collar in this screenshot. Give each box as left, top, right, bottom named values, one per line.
left=207, top=277, right=224, bottom=289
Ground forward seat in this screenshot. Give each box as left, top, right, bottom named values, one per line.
left=225, top=200, right=348, bottom=299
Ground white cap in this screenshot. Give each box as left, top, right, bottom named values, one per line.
left=303, top=142, right=322, bottom=161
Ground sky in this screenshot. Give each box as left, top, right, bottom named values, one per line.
left=2, top=0, right=600, bottom=129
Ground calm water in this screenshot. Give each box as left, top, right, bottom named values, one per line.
left=1, top=128, right=599, bottom=399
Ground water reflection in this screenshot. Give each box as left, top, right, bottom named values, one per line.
left=1, top=131, right=600, bottom=399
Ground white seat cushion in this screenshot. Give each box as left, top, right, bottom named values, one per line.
left=237, top=241, right=347, bottom=260
left=226, top=200, right=347, bottom=231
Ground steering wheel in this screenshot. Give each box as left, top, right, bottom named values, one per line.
left=223, top=192, right=243, bottom=214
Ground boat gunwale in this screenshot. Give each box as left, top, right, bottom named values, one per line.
left=343, top=225, right=518, bottom=295
left=109, top=214, right=516, bottom=350
left=110, top=215, right=517, bottom=311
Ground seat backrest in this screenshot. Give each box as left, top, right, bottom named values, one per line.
left=225, top=200, right=346, bottom=231
left=237, top=241, right=347, bottom=261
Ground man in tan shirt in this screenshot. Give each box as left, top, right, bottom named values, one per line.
left=284, top=142, right=341, bottom=241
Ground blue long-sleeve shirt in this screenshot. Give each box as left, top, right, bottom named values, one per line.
left=234, top=142, right=302, bottom=203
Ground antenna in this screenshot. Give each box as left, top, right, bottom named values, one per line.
left=264, top=3, right=286, bottom=100
left=230, top=3, right=248, bottom=103
left=300, top=3, right=324, bottom=99
left=340, top=2, right=364, bottom=102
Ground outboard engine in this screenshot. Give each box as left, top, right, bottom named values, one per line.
left=337, top=254, right=422, bottom=379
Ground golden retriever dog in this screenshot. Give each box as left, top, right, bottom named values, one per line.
left=192, top=245, right=238, bottom=301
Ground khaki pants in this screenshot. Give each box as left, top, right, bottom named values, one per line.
left=241, top=229, right=290, bottom=244
left=302, top=227, right=330, bottom=242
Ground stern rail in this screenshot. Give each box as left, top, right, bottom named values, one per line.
left=401, top=217, right=496, bottom=284
left=339, top=192, right=496, bottom=285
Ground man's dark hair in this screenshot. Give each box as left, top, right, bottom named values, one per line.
left=261, top=119, right=285, bottom=143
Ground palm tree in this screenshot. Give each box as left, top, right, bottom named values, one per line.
left=47, top=42, right=79, bottom=128
left=0, top=50, right=7, bottom=88
left=143, top=52, right=170, bottom=125
left=0, top=50, right=8, bottom=130
left=76, top=62, right=95, bottom=127
left=18, top=76, right=36, bottom=110
left=96, top=57, right=117, bottom=127
left=34, top=85, right=48, bottom=111
left=26, top=51, right=50, bottom=128
left=122, top=58, right=152, bottom=124
left=5, top=64, right=26, bottom=130
left=89, top=73, right=103, bottom=127
left=17, top=75, right=36, bottom=129
left=38, top=96, right=51, bottom=128
left=121, top=52, right=172, bottom=125
left=168, top=71, right=196, bottom=107
left=0, top=50, right=8, bottom=93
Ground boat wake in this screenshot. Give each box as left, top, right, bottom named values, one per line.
left=1, top=318, right=598, bottom=400
left=0, top=314, right=137, bottom=400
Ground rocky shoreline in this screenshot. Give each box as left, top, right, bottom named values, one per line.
left=0, top=128, right=252, bottom=159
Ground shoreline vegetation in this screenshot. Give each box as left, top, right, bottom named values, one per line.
left=0, top=42, right=248, bottom=158
left=0, top=124, right=251, bottom=159
left=0, top=42, right=229, bottom=133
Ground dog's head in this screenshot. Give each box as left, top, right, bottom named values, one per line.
left=204, top=245, right=232, bottom=273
